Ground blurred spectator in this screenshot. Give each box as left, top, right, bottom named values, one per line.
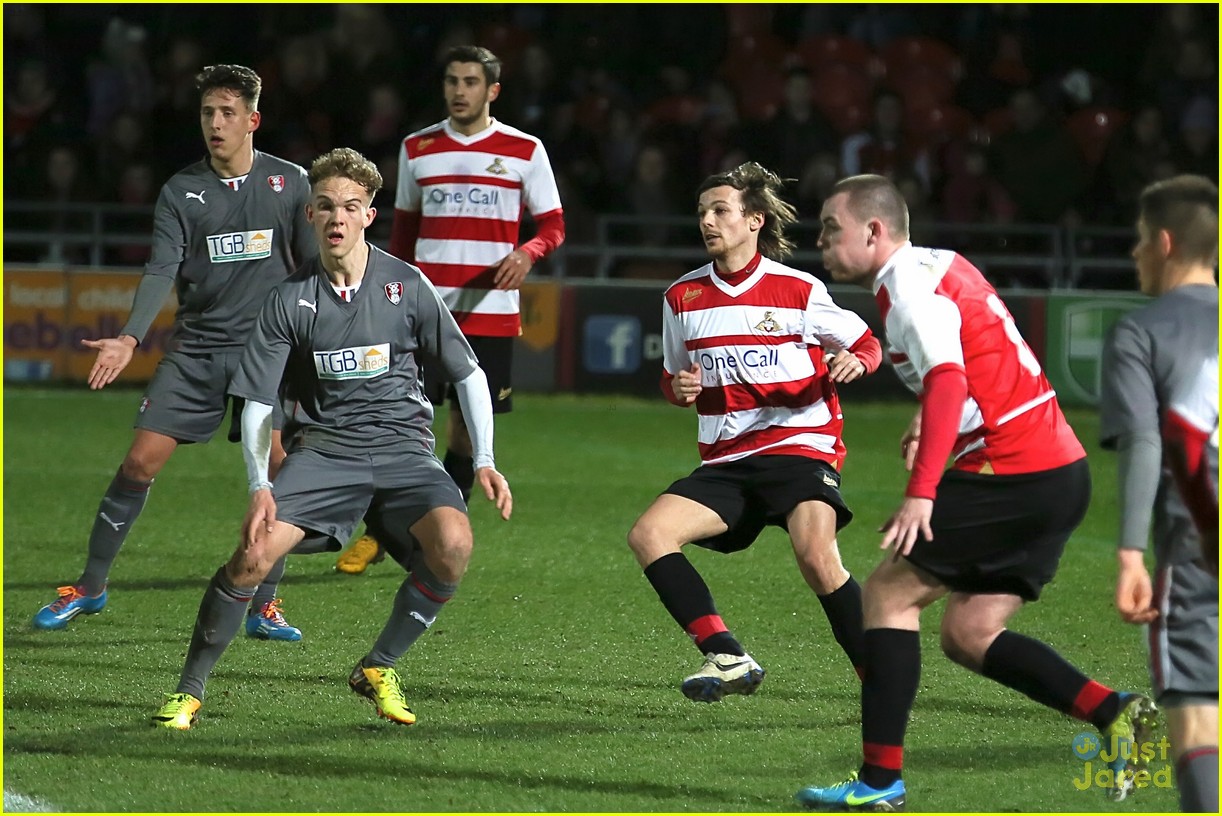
left=760, top=68, right=838, bottom=181
left=107, top=162, right=157, bottom=266
left=795, top=151, right=840, bottom=214
left=32, top=146, right=98, bottom=264
left=955, top=5, right=1035, bottom=115
left=1155, top=38, right=1217, bottom=139
left=258, top=34, right=337, bottom=167
left=85, top=18, right=154, bottom=137
left=1101, top=105, right=1175, bottom=224
left=624, top=144, right=684, bottom=247
left=989, top=88, right=1087, bottom=224
left=840, top=89, right=931, bottom=189
left=149, top=37, right=207, bottom=165
left=326, top=5, right=406, bottom=136
left=940, top=142, right=1016, bottom=224
left=497, top=43, right=562, bottom=132
left=355, top=83, right=408, bottom=160
left=96, top=112, right=155, bottom=195
left=847, top=4, right=918, bottom=50
left=1172, top=96, right=1219, bottom=179
left=6, top=59, right=74, bottom=186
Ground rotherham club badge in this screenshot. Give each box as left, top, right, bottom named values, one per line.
left=267, top=175, right=285, bottom=193
left=384, top=282, right=403, bottom=304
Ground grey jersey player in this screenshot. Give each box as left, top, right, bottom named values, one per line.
left=33, top=65, right=313, bottom=641
left=152, top=147, right=511, bottom=731
left=1099, top=174, right=1218, bottom=813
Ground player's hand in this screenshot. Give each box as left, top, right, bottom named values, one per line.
left=81, top=335, right=138, bottom=390
left=900, top=410, right=922, bottom=471
left=673, top=363, right=702, bottom=405
left=1115, top=549, right=1158, bottom=624
left=826, top=350, right=868, bottom=383
left=880, top=496, right=934, bottom=557
left=492, top=249, right=534, bottom=290
left=476, top=466, right=513, bottom=520
left=243, top=488, right=278, bottom=548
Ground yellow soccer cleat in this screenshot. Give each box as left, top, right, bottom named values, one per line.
left=152, top=693, right=201, bottom=730
left=348, top=663, right=416, bottom=725
left=335, top=535, right=386, bottom=575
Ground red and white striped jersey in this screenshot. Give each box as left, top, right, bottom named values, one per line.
left=663, top=256, right=872, bottom=467
left=394, top=118, right=562, bottom=336
left=874, top=243, right=1084, bottom=475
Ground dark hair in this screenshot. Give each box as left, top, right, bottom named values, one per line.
left=195, top=64, right=261, bottom=111
left=443, top=45, right=502, bottom=85
left=308, top=147, right=383, bottom=199
left=697, top=162, right=798, bottom=261
left=1139, top=174, right=1219, bottom=265
left=828, top=174, right=911, bottom=240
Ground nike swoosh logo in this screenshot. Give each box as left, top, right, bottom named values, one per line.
left=711, top=658, right=751, bottom=671
left=297, top=299, right=317, bottom=313
left=99, top=512, right=125, bottom=531
left=844, top=791, right=893, bottom=806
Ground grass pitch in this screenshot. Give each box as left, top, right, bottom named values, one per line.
left=3, top=389, right=1176, bottom=812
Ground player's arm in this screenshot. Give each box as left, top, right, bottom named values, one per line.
left=805, top=284, right=881, bottom=383
left=84, top=186, right=182, bottom=389
left=239, top=399, right=277, bottom=547
left=494, top=141, right=566, bottom=290
left=1099, top=319, right=1161, bottom=623
left=660, top=295, right=700, bottom=407
left=389, top=140, right=422, bottom=262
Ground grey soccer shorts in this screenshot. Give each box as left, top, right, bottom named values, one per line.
left=272, top=446, right=466, bottom=554
left=1148, top=558, right=1218, bottom=704
left=135, top=350, right=282, bottom=442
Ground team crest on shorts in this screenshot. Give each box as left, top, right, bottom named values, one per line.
left=267, top=175, right=285, bottom=193
left=384, top=282, right=403, bottom=304
left=139, top=396, right=150, bottom=413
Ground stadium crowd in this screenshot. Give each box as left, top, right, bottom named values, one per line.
left=4, top=3, right=1219, bottom=265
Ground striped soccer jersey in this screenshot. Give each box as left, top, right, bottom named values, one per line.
left=873, top=242, right=1084, bottom=475
left=394, top=118, right=562, bottom=337
left=662, top=256, right=872, bottom=467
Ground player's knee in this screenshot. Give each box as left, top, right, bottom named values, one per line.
left=120, top=450, right=162, bottom=482
left=428, top=527, right=473, bottom=583
left=626, top=516, right=668, bottom=559
left=939, top=618, right=990, bottom=669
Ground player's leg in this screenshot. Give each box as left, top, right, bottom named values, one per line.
left=348, top=454, right=469, bottom=725
left=797, top=556, right=945, bottom=810
left=152, top=519, right=306, bottom=730
left=245, top=427, right=302, bottom=640
left=628, top=473, right=764, bottom=702
left=774, top=459, right=863, bottom=674
left=1151, top=560, right=1219, bottom=811
left=444, top=336, right=514, bottom=503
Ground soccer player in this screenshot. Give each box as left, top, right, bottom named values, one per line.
left=33, top=65, right=314, bottom=641
left=335, top=44, right=564, bottom=574
left=1164, top=357, right=1219, bottom=575
left=796, top=174, right=1157, bottom=810
left=1099, top=174, right=1218, bottom=813
left=628, top=162, right=880, bottom=702
left=152, top=147, right=511, bottom=730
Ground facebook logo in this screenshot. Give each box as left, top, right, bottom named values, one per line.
left=584, top=316, right=641, bottom=374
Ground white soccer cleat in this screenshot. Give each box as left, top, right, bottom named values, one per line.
left=681, top=652, right=765, bottom=702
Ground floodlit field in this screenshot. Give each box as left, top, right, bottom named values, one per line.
left=2, top=388, right=1174, bottom=812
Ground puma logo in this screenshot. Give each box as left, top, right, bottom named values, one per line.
left=297, top=299, right=317, bottom=313
left=185, top=190, right=206, bottom=205
left=98, top=512, right=125, bottom=531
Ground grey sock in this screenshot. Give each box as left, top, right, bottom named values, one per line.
left=78, top=470, right=152, bottom=594
left=249, top=555, right=287, bottom=614
left=363, top=565, right=457, bottom=668
left=1177, top=747, right=1218, bottom=812
left=176, top=568, right=255, bottom=700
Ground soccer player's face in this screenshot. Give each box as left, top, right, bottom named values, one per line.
left=818, top=192, right=872, bottom=285
left=697, top=186, right=760, bottom=260
left=444, top=62, right=499, bottom=128
left=308, top=177, right=376, bottom=262
left=199, top=89, right=259, bottom=166
left=1131, top=216, right=1164, bottom=296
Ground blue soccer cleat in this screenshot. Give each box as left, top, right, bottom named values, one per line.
left=245, top=598, right=302, bottom=641
left=796, top=771, right=907, bottom=811
left=32, top=585, right=108, bottom=630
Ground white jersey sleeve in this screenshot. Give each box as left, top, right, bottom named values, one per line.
left=661, top=298, right=691, bottom=378
left=395, top=139, right=421, bottom=212
left=1170, top=355, right=1220, bottom=440
left=802, top=279, right=870, bottom=351
left=887, top=293, right=964, bottom=382
left=522, top=140, right=563, bottom=216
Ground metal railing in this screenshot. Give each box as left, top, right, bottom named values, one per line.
left=3, top=202, right=1139, bottom=290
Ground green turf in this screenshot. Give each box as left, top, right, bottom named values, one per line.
left=2, top=389, right=1176, bottom=812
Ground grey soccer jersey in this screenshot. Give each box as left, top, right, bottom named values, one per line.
left=229, top=245, right=478, bottom=453
left=121, top=151, right=315, bottom=352
left=1100, top=284, right=1219, bottom=565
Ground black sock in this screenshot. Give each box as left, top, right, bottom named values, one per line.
left=176, top=568, right=255, bottom=700
left=981, top=630, right=1120, bottom=730
left=818, top=576, right=865, bottom=673
left=444, top=451, right=474, bottom=503
left=860, top=628, right=921, bottom=789
left=1177, top=746, right=1219, bottom=812
left=78, top=469, right=153, bottom=595
left=643, top=552, right=744, bottom=656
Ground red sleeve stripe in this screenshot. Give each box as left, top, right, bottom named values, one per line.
left=417, top=174, right=523, bottom=190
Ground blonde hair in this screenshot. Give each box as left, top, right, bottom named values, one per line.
left=308, top=148, right=383, bottom=199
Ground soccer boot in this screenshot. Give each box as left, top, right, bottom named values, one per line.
left=348, top=662, right=416, bottom=725
left=681, top=652, right=765, bottom=702
left=151, top=693, right=201, bottom=731
left=32, top=585, right=108, bottom=630
left=1100, top=692, right=1160, bottom=801
left=335, top=535, right=386, bottom=574
left=796, top=771, right=907, bottom=811
left=245, top=598, right=303, bottom=641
